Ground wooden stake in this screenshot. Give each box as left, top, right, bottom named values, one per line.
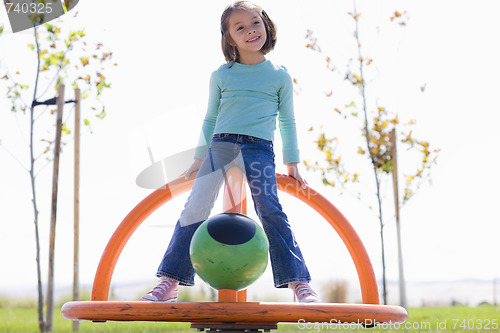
left=73, top=88, right=81, bottom=331
left=391, top=128, right=407, bottom=309
left=46, top=84, right=65, bottom=332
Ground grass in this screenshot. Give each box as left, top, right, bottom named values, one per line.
left=0, top=305, right=498, bottom=332
left=0, top=308, right=190, bottom=332
left=277, top=305, right=500, bottom=333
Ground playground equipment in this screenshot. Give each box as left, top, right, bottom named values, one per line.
left=62, top=167, right=407, bottom=332
left=190, top=212, right=269, bottom=291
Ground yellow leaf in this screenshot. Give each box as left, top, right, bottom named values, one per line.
left=357, top=147, right=365, bottom=155
left=405, top=175, right=415, bottom=183
left=325, top=149, right=332, bottom=162
left=344, top=173, right=350, bottom=183
left=97, top=72, right=105, bottom=81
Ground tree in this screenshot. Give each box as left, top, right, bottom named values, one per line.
left=0, top=7, right=115, bottom=331
left=302, top=2, right=439, bottom=305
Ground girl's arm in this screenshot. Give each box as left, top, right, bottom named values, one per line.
left=278, top=69, right=300, bottom=165
left=278, top=68, right=306, bottom=188
left=183, top=158, right=204, bottom=180
left=286, top=162, right=307, bottom=189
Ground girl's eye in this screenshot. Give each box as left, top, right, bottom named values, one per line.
left=254, top=21, right=260, bottom=25
left=237, top=26, right=243, bottom=31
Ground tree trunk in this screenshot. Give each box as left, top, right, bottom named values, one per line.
left=30, top=24, right=46, bottom=333
left=377, top=196, right=387, bottom=305
left=73, top=88, right=81, bottom=331
left=30, top=103, right=45, bottom=332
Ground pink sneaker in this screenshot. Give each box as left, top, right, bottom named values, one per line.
left=140, top=278, right=179, bottom=302
left=289, top=282, right=320, bottom=303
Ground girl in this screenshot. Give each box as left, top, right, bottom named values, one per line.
left=140, top=1, right=319, bottom=303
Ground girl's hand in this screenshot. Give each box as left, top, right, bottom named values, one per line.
left=182, top=158, right=203, bottom=180
left=286, top=162, right=307, bottom=189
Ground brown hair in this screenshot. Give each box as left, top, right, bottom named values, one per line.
left=220, top=1, right=277, bottom=65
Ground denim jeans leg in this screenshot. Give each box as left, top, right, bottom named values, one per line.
left=156, top=135, right=311, bottom=288
left=242, top=143, right=311, bottom=288
left=156, top=148, right=227, bottom=285
left=156, top=220, right=202, bottom=286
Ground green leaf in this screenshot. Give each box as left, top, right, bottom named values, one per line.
left=62, top=124, right=71, bottom=135
left=84, top=119, right=90, bottom=126
left=28, top=44, right=34, bottom=50
left=45, top=24, right=55, bottom=34
left=81, top=57, right=89, bottom=66
left=96, top=109, right=107, bottom=119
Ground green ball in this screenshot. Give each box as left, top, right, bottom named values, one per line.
left=190, top=213, right=269, bottom=291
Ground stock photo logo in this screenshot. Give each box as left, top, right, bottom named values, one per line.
left=3, top=0, right=79, bottom=33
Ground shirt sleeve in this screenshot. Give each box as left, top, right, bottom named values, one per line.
left=278, top=69, right=300, bottom=164
left=194, top=70, right=221, bottom=160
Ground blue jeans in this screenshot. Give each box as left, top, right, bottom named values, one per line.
left=156, top=133, right=311, bottom=288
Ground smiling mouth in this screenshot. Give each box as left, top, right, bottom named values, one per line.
left=247, top=36, right=261, bottom=43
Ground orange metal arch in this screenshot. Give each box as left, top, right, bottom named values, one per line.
left=90, top=173, right=379, bottom=305
left=275, top=174, right=379, bottom=304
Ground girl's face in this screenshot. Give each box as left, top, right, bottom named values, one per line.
left=227, top=9, right=267, bottom=62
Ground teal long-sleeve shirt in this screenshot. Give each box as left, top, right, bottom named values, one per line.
left=194, top=59, right=300, bottom=164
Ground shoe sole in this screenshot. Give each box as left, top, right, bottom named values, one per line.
left=139, top=297, right=178, bottom=302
